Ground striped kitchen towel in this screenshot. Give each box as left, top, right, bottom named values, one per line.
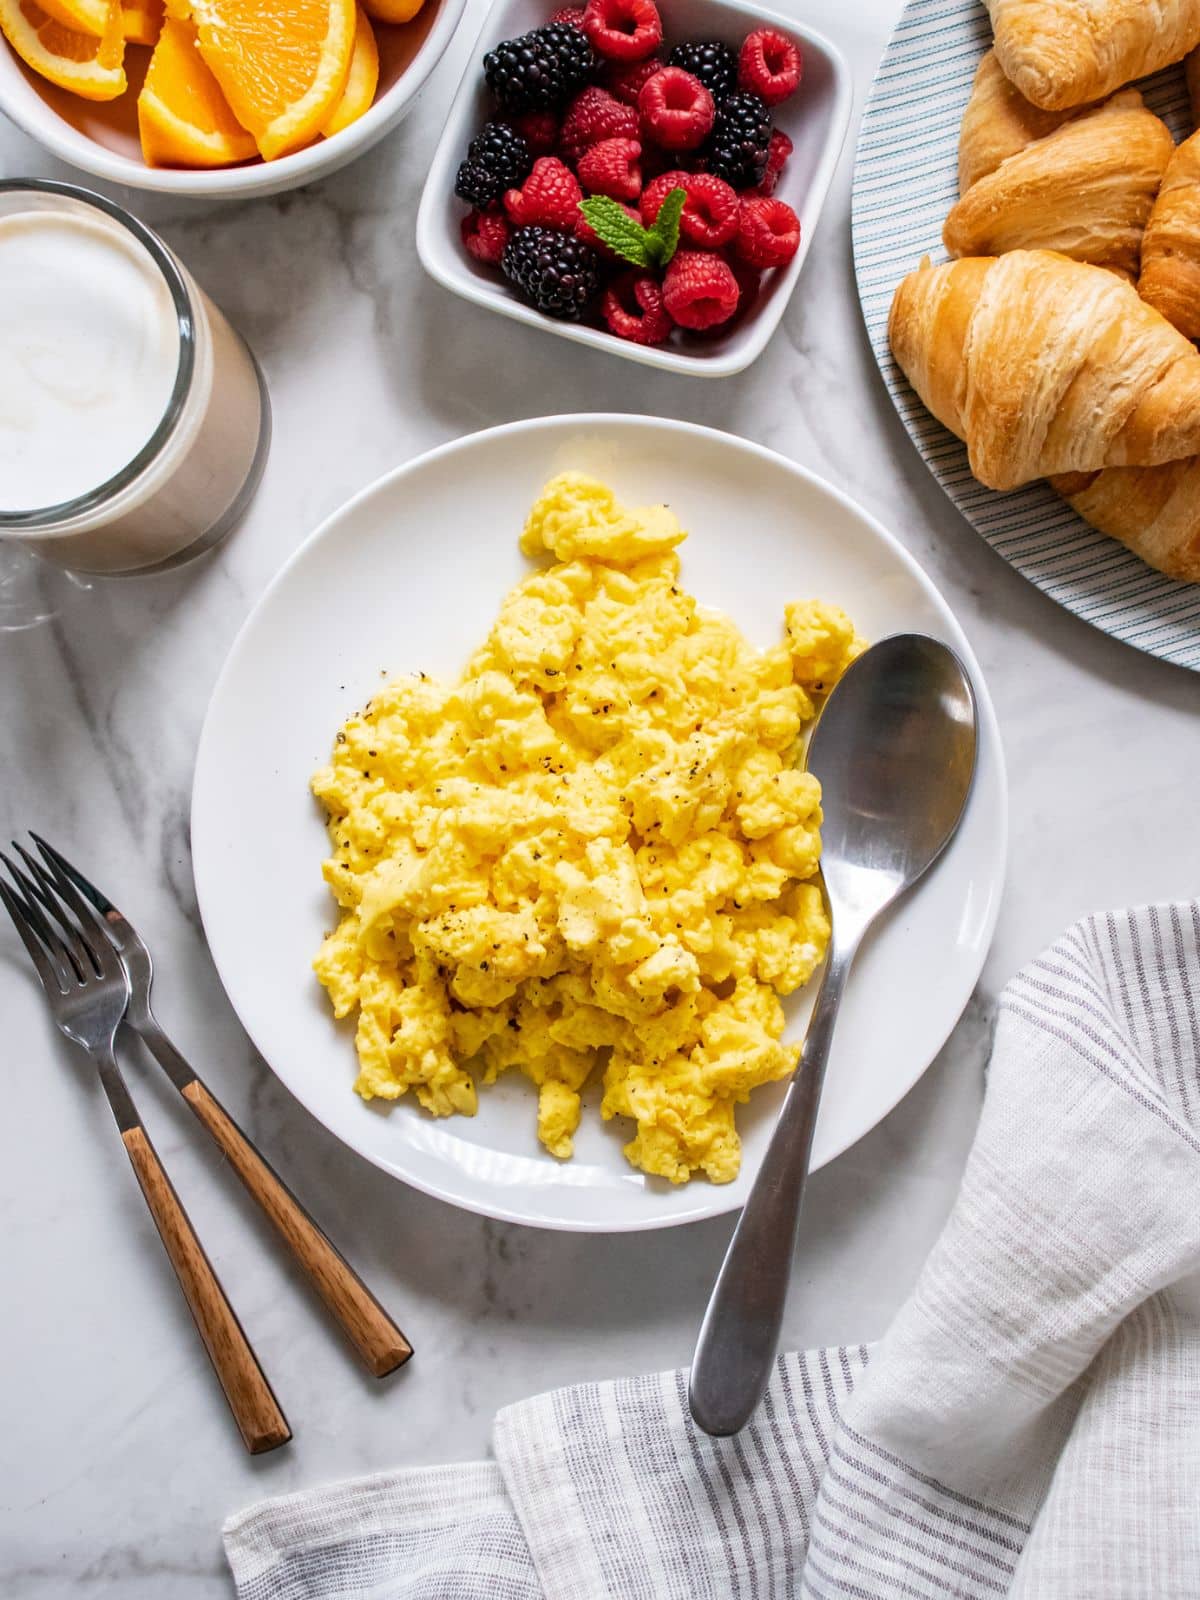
left=224, top=904, right=1200, bottom=1599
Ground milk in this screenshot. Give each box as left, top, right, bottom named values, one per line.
left=0, top=210, right=180, bottom=513
left=0, top=189, right=268, bottom=576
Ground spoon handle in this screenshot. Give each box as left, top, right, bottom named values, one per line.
left=688, top=939, right=855, bottom=1437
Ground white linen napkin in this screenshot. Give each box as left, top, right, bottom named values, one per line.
left=224, top=903, right=1200, bottom=1599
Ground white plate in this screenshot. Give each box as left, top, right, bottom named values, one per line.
left=851, top=0, right=1200, bottom=672
left=192, top=415, right=1007, bottom=1231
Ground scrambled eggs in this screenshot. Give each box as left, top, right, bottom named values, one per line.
left=312, top=474, right=863, bottom=1184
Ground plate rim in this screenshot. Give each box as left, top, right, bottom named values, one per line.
left=191, top=413, right=1009, bottom=1231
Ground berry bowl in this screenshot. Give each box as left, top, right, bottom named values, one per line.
left=416, top=0, right=851, bottom=375
left=0, top=0, right=467, bottom=199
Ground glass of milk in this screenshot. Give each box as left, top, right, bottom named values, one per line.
left=0, top=180, right=270, bottom=630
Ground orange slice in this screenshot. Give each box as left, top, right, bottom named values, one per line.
left=121, top=0, right=162, bottom=43
left=362, top=0, right=423, bottom=22
left=0, top=0, right=125, bottom=98
left=321, top=2, right=375, bottom=138
left=37, top=0, right=108, bottom=37
left=177, top=0, right=355, bottom=161
left=138, top=14, right=256, bottom=167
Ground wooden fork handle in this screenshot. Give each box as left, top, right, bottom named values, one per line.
left=120, top=1124, right=291, bottom=1455
left=179, top=1080, right=412, bottom=1378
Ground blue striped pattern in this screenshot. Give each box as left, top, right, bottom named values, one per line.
left=851, top=0, right=1200, bottom=671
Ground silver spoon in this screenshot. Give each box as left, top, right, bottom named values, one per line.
left=689, top=633, right=978, bottom=1437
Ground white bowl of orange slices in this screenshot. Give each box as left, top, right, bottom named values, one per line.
left=0, top=0, right=466, bottom=196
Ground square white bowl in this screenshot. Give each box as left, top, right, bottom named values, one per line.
left=416, top=0, right=851, bottom=376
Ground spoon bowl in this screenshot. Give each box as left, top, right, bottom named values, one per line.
left=814, top=634, right=978, bottom=931
left=689, top=634, right=978, bottom=1437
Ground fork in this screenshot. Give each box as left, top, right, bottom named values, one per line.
left=19, top=835, right=413, bottom=1380
left=0, top=863, right=291, bottom=1454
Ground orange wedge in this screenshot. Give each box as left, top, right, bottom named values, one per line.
left=0, top=0, right=125, bottom=98
left=37, top=0, right=108, bottom=36
left=120, top=0, right=161, bottom=43
left=177, top=0, right=355, bottom=160
left=321, top=2, right=375, bottom=138
left=362, top=0, right=423, bottom=22
left=138, top=14, right=256, bottom=167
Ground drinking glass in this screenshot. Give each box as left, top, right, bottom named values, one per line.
left=0, top=179, right=270, bottom=631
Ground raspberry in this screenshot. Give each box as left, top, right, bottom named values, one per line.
left=461, top=208, right=511, bottom=265
left=577, top=135, right=642, bottom=200
left=504, top=156, right=583, bottom=228
left=662, top=248, right=740, bottom=329
left=727, top=254, right=764, bottom=318
left=640, top=169, right=738, bottom=247
left=577, top=199, right=640, bottom=259
left=514, top=110, right=561, bottom=156
left=639, top=168, right=688, bottom=221
left=602, top=271, right=673, bottom=344
left=559, top=85, right=638, bottom=163
left=755, top=128, right=793, bottom=195
left=583, top=0, right=662, bottom=63
left=603, top=56, right=663, bottom=104
left=550, top=5, right=586, bottom=25
left=638, top=65, right=713, bottom=151
left=733, top=196, right=800, bottom=268
left=738, top=28, right=802, bottom=107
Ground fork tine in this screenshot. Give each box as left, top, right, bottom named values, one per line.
left=14, top=843, right=122, bottom=983
left=26, top=844, right=125, bottom=979
left=8, top=846, right=97, bottom=979
left=31, top=832, right=116, bottom=917
left=0, top=850, right=85, bottom=981
left=0, top=878, right=68, bottom=995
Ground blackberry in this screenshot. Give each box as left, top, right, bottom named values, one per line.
left=484, top=25, right=594, bottom=114
left=502, top=225, right=602, bottom=320
left=454, top=121, right=532, bottom=206
left=667, top=40, right=737, bottom=102
left=706, top=90, right=772, bottom=189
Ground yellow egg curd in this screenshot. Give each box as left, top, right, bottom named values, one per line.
left=312, top=474, right=864, bottom=1184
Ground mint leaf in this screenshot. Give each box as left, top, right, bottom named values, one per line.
left=577, top=196, right=656, bottom=269
left=647, top=187, right=686, bottom=267
left=577, top=188, right=688, bottom=271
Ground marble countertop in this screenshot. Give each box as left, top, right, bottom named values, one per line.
left=3, top=0, right=1199, bottom=1593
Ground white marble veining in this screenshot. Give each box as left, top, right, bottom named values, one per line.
left=1, top=1, right=1199, bottom=1594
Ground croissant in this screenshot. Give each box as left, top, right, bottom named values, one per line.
left=987, top=0, right=1200, bottom=111
left=1189, top=46, right=1200, bottom=124
left=1052, top=462, right=1200, bottom=580
left=1138, top=132, right=1200, bottom=338
left=888, top=250, right=1200, bottom=490
left=957, top=49, right=1073, bottom=193
left=945, top=90, right=1173, bottom=276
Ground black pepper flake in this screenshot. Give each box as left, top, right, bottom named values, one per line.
left=336, top=732, right=346, bottom=744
